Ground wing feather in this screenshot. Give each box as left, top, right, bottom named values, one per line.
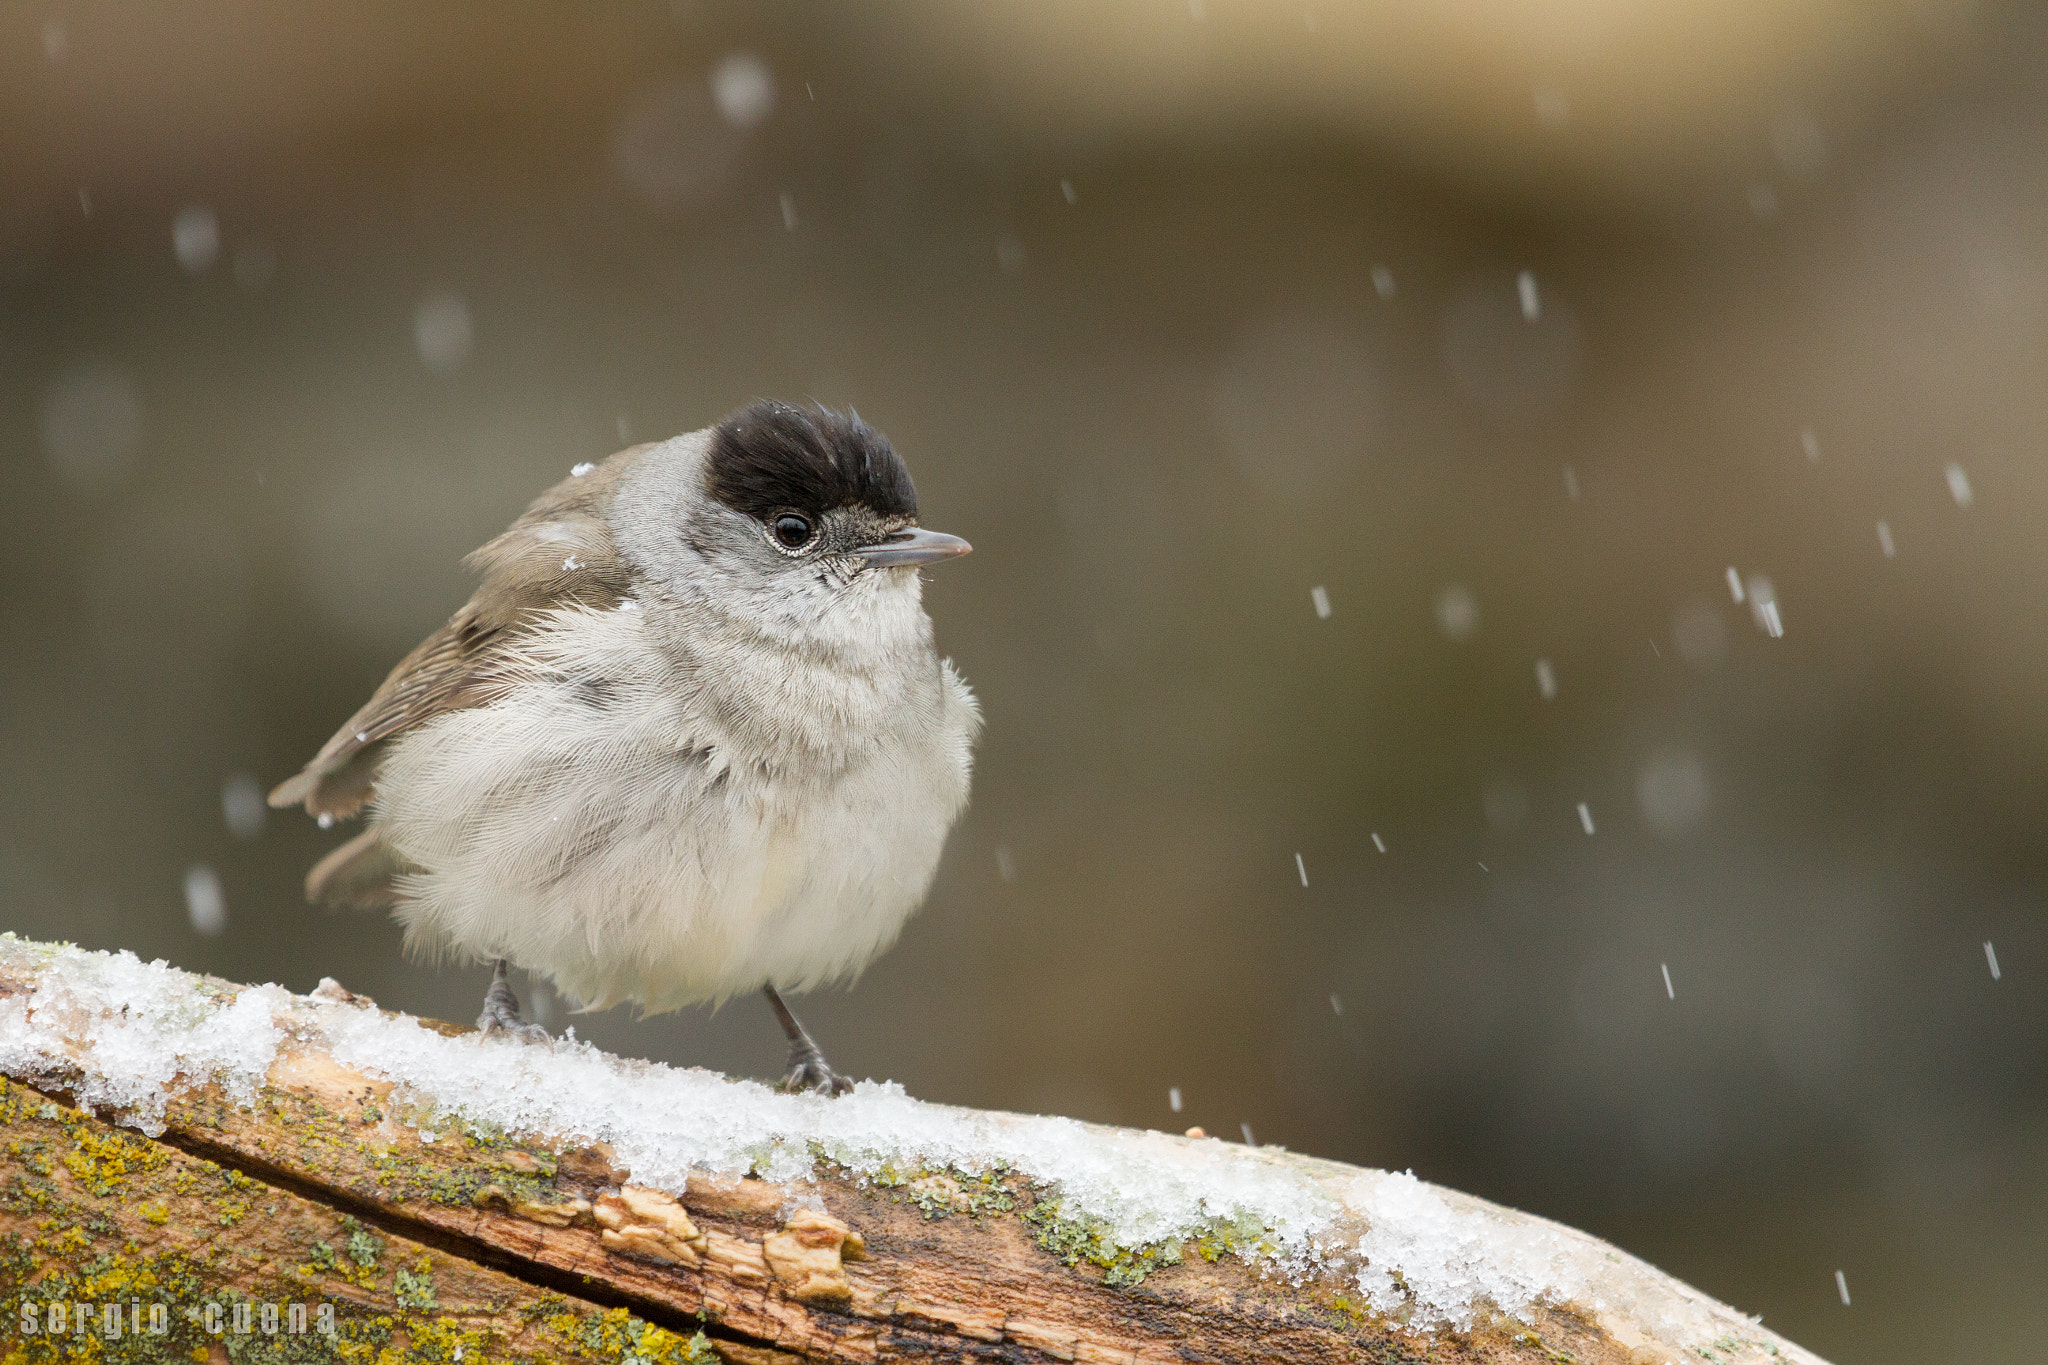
left=270, top=443, right=656, bottom=832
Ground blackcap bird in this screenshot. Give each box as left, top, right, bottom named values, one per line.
left=270, top=401, right=979, bottom=1094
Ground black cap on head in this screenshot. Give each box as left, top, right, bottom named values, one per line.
left=704, top=401, right=917, bottom=523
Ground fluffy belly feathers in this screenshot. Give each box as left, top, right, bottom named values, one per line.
left=370, top=620, right=973, bottom=1012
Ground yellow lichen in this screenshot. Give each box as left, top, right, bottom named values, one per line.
left=60, top=1121, right=169, bottom=1197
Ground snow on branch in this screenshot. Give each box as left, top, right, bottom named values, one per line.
left=0, top=935, right=1827, bottom=1365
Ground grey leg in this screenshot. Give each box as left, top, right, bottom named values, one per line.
left=477, top=959, right=550, bottom=1042
left=763, top=985, right=853, bottom=1096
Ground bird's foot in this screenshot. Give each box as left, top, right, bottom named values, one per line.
left=779, top=1040, right=854, bottom=1097
left=476, top=959, right=551, bottom=1043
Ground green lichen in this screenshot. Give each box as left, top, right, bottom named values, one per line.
left=2, top=1233, right=709, bottom=1365
left=1022, top=1185, right=1286, bottom=1289
left=0, top=1248, right=369, bottom=1365
left=335, top=1103, right=559, bottom=1214
left=0, top=1077, right=718, bottom=1365
left=563, top=1308, right=715, bottom=1365
left=870, top=1154, right=1283, bottom=1290
left=391, top=1261, right=436, bottom=1312
left=342, top=1221, right=381, bottom=1271
left=869, top=1162, right=1016, bottom=1221
left=1514, top=1330, right=1578, bottom=1363
left=1023, top=1193, right=1186, bottom=1287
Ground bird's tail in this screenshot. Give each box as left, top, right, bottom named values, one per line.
left=305, top=829, right=414, bottom=910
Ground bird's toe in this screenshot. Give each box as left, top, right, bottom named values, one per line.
left=780, top=1056, right=854, bottom=1096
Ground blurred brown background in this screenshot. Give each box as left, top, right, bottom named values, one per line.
left=5, top=1, right=2047, bottom=1358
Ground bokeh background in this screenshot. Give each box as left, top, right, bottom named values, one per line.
left=5, top=1, right=2048, bottom=1358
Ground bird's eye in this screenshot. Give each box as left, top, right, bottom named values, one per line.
left=771, top=513, right=814, bottom=550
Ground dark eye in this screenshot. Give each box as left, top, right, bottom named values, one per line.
left=771, top=513, right=814, bottom=549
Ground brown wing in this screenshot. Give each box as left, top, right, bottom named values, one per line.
left=270, top=443, right=656, bottom=829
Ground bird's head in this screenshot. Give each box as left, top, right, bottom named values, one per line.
left=615, top=400, right=969, bottom=650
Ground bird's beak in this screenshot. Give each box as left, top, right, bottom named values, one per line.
left=853, top=526, right=973, bottom=567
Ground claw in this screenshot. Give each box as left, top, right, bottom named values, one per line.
left=780, top=1046, right=855, bottom=1097
left=477, top=959, right=551, bottom=1044
left=763, top=985, right=854, bottom=1096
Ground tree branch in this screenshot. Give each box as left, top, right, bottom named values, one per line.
left=0, top=937, right=1827, bottom=1365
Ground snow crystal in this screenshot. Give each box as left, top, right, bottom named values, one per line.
left=711, top=53, right=776, bottom=130
left=184, top=866, right=227, bottom=936
left=1434, top=585, right=1478, bottom=641
left=221, top=773, right=267, bottom=840
left=572, top=462, right=597, bottom=477
left=1311, top=585, right=1332, bottom=619
left=0, top=945, right=287, bottom=1134
left=1371, top=832, right=1386, bottom=853
left=1876, top=520, right=1895, bottom=558
left=1169, top=1086, right=1183, bottom=1113
left=1985, top=941, right=2001, bottom=981
left=1834, top=1269, right=1850, bottom=1306
left=1946, top=463, right=1973, bottom=508
left=172, top=206, right=220, bottom=273
left=1350, top=1171, right=1588, bottom=1330
left=1745, top=575, right=1782, bottom=637
left=1295, top=853, right=1309, bottom=887
left=414, top=292, right=474, bottom=373
left=1517, top=271, right=1540, bottom=322
left=1535, top=658, right=1557, bottom=701
left=1578, top=802, right=1596, bottom=835
left=1638, top=749, right=1709, bottom=835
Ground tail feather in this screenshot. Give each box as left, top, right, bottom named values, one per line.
left=306, top=829, right=412, bottom=910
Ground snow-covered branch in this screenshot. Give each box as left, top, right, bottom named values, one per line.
left=0, top=935, right=1826, bottom=1365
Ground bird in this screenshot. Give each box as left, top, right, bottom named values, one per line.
left=269, top=400, right=979, bottom=1094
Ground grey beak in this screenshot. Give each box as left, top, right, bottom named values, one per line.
left=853, top=526, right=973, bottom=567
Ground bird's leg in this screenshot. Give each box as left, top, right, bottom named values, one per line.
left=763, top=985, right=854, bottom=1096
left=476, top=959, right=551, bottom=1042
